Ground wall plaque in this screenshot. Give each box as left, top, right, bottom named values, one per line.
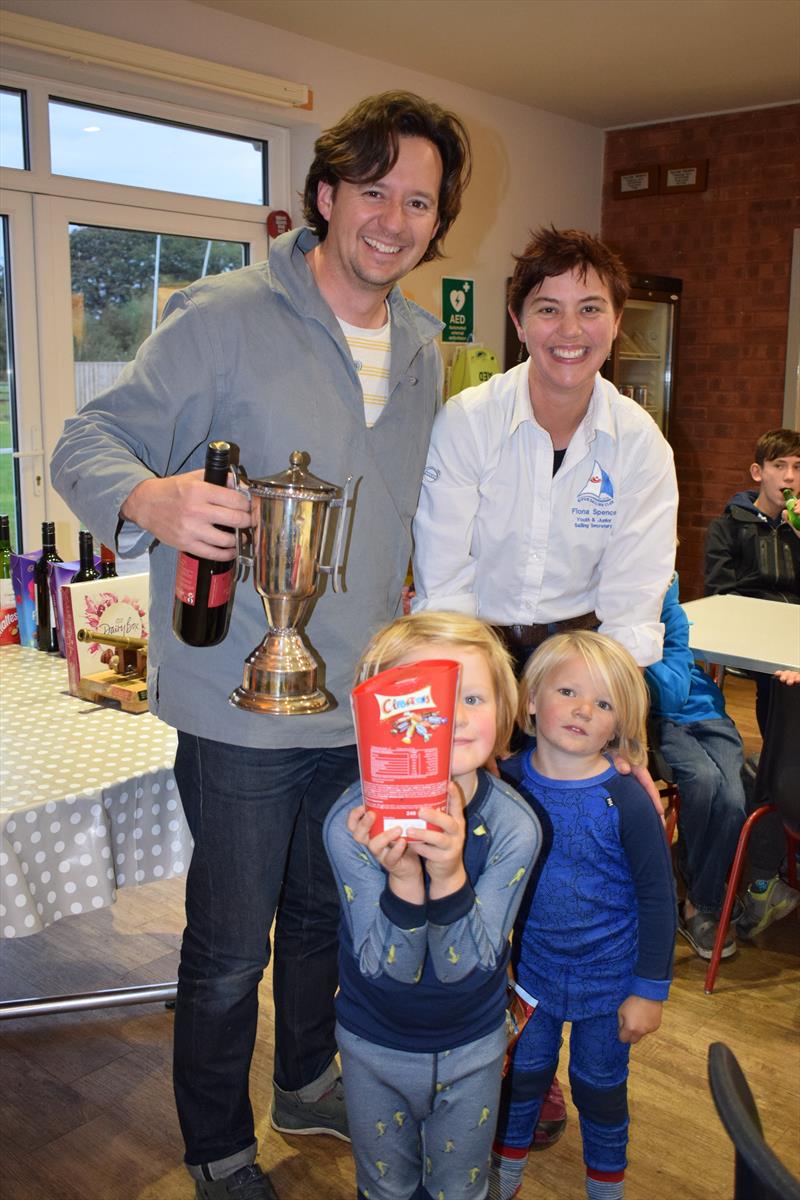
left=659, top=160, right=708, bottom=194
left=612, top=165, right=658, bottom=199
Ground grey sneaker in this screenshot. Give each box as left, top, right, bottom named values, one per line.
left=271, top=1076, right=350, bottom=1142
left=738, top=876, right=800, bottom=939
left=195, top=1164, right=278, bottom=1200
left=678, top=905, right=736, bottom=961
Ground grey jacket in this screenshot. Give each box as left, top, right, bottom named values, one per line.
left=51, top=228, right=444, bottom=747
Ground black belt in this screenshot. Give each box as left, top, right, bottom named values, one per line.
left=494, top=612, right=600, bottom=651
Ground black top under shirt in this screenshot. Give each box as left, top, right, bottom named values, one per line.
left=553, top=448, right=567, bottom=475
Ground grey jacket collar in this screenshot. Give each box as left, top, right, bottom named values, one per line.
left=268, top=226, right=443, bottom=388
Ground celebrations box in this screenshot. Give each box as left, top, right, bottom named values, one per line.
left=60, top=574, right=149, bottom=696
left=351, top=659, right=460, bottom=837
left=10, top=550, right=41, bottom=647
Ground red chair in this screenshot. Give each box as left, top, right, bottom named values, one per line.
left=704, top=678, right=800, bottom=994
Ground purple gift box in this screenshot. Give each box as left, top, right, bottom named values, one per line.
left=49, top=558, right=101, bottom=655
left=10, top=550, right=41, bottom=648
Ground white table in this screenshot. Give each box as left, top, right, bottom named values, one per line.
left=0, top=645, right=191, bottom=1017
left=681, top=594, right=800, bottom=673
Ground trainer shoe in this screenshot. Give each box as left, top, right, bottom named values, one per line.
left=271, top=1076, right=350, bottom=1142
left=532, top=1077, right=567, bottom=1151
left=194, top=1164, right=278, bottom=1200
left=678, top=904, right=736, bottom=961
left=738, top=876, right=800, bottom=939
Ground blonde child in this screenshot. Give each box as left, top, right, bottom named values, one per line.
left=491, top=631, right=676, bottom=1200
left=323, top=612, right=542, bottom=1200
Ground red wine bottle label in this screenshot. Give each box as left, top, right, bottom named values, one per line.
left=175, top=553, right=199, bottom=605
left=207, top=565, right=234, bottom=608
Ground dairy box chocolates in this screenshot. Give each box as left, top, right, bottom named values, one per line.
left=351, top=659, right=460, bottom=837
left=60, top=574, right=149, bottom=697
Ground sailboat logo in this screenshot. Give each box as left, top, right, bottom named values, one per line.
left=577, top=460, right=614, bottom=506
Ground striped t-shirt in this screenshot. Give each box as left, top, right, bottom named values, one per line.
left=337, top=310, right=391, bottom=428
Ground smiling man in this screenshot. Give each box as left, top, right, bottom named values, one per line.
left=413, top=226, right=678, bottom=675
left=51, top=92, right=471, bottom=1200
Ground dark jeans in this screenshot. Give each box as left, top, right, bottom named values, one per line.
left=654, top=716, right=747, bottom=913
left=173, top=734, right=359, bottom=1166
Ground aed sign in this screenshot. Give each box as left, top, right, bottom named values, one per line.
left=441, top=277, right=474, bottom=344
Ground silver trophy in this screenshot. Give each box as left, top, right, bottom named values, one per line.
left=230, top=451, right=352, bottom=714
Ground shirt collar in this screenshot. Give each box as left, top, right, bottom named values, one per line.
left=508, top=369, right=617, bottom=442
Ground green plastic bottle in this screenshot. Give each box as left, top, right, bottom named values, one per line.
left=782, top=488, right=800, bottom=531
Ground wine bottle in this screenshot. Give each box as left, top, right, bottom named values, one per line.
left=99, top=543, right=118, bottom=578
left=0, top=514, right=20, bottom=646
left=172, top=441, right=236, bottom=647
left=34, top=521, right=63, bottom=652
left=70, top=530, right=101, bottom=584
left=782, top=488, right=800, bottom=532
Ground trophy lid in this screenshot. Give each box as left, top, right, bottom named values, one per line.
left=258, top=451, right=338, bottom=496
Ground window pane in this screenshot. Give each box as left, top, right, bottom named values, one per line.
left=70, top=224, right=247, bottom=408
left=0, top=218, right=21, bottom=548
left=0, top=90, right=26, bottom=171
left=50, top=100, right=266, bottom=205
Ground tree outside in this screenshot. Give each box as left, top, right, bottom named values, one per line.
left=70, top=225, right=246, bottom=362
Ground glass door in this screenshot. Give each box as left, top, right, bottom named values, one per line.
left=34, top=196, right=267, bottom=551
left=615, top=298, right=676, bottom=433
left=0, top=190, right=45, bottom=552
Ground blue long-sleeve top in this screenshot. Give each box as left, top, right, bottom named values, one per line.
left=323, top=769, right=542, bottom=1052
left=645, top=573, right=727, bottom=724
left=502, top=754, right=676, bottom=1020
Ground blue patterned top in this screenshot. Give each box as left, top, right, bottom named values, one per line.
left=502, top=754, right=676, bottom=1020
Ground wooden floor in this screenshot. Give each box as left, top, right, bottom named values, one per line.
left=1, top=677, right=798, bottom=1200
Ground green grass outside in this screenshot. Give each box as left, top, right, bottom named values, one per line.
left=0, top=387, right=20, bottom=550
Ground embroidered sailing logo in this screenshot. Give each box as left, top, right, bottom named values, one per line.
left=577, top=460, right=614, bottom=506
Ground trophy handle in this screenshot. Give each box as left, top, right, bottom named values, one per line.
left=229, top=463, right=254, bottom=582
left=319, top=475, right=353, bottom=595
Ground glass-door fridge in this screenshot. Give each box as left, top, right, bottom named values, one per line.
left=603, top=273, right=681, bottom=438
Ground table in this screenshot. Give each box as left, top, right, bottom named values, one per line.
left=681, top=594, right=800, bottom=673
left=0, top=645, right=191, bottom=1016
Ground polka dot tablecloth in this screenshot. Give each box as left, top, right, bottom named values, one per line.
left=0, top=645, right=191, bottom=939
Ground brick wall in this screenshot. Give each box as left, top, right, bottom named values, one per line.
left=601, top=104, right=800, bottom=599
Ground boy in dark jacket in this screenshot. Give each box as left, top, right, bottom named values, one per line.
left=705, top=427, right=800, bottom=612
left=704, top=428, right=800, bottom=939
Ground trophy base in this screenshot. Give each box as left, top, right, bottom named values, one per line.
left=229, top=689, right=329, bottom=715
left=229, top=631, right=330, bottom=715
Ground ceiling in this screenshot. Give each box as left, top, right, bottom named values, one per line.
left=192, top=0, right=799, bottom=128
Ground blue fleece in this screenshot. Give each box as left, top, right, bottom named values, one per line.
left=645, top=573, right=728, bottom=723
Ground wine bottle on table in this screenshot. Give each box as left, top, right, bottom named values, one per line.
left=0, top=514, right=20, bottom=645
left=172, top=441, right=236, bottom=647
left=70, top=530, right=101, bottom=584
left=99, top=543, right=118, bottom=578
left=34, top=520, right=62, bottom=652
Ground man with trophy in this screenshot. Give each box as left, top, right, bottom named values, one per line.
left=51, top=92, right=472, bottom=1200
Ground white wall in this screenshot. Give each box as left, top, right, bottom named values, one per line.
left=4, top=0, right=603, bottom=361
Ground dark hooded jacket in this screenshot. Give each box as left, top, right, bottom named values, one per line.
left=704, top=489, right=800, bottom=604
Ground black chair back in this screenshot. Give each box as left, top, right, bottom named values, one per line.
left=708, top=1042, right=800, bottom=1200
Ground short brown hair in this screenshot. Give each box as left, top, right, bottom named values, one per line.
left=754, top=428, right=800, bottom=466
left=303, top=91, right=472, bottom=263
left=508, top=226, right=630, bottom=319
left=518, top=631, right=649, bottom=766
left=355, top=611, right=517, bottom=759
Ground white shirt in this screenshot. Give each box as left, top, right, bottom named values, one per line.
left=337, top=310, right=391, bottom=429
left=412, top=363, right=677, bottom=667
